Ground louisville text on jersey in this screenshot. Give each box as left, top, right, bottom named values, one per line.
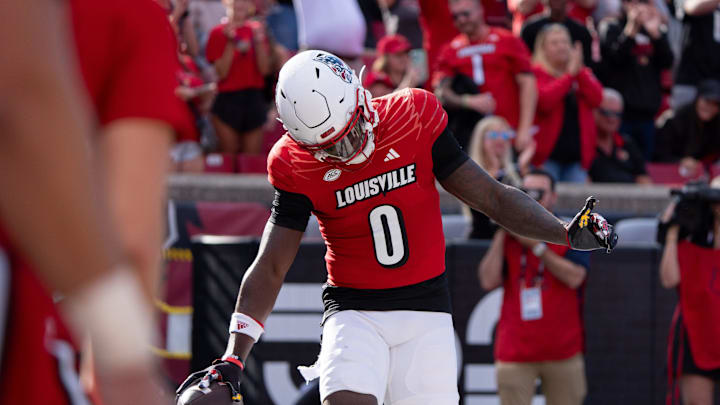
left=335, top=163, right=417, bottom=209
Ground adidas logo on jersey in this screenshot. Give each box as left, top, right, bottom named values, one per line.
left=384, top=148, right=400, bottom=162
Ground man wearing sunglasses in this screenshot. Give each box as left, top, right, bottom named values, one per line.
left=589, top=88, right=652, bottom=184
left=479, top=168, right=591, bottom=405
left=433, top=0, right=538, bottom=152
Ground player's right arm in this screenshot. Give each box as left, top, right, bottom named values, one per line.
left=178, top=186, right=310, bottom=401
left=225, top=221, right=304, bottom=359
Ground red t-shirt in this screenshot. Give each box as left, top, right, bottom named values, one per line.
left=206, top=21, right=266, bottom=92
left=495, top=235, right=586, bottom=362
left=677, top=241, right=720, bottom=370
left=0, top=226, right=83, bottom=405
left=268, top=88, right=448, bottom=289
left=70, top=0, right=191, bottom=136
left=433, top=27, right=532, bottom=128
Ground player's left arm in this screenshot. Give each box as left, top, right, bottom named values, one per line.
left=441, top=159, right=568, bottom=245
left=433, top=129, right=617, bottom=251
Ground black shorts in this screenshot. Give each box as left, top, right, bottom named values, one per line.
left=211, top=88, right=267, bottom=133
left=673, top=317, right=720, bottom=380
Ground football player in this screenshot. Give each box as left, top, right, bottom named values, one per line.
left=178, top=51, right=617, bottom=405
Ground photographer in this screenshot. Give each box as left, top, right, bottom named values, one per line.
left=659, top=177, right=720, bottom=405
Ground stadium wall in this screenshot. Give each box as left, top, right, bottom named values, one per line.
left=188, top=238, right=688, bottom=405
left=167, top=174, right=672, bottom=216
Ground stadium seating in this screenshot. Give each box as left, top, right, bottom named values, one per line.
left=442, top=214, right=471, bottom=240
left=645, top=163, right=706, bottom=185
left=204, top=153, right=235, bottom=173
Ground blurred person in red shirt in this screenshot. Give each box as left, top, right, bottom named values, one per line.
left=433, top=0, right=538, bottom=151
left=71, top=0, right=200, bottom=400
left=70, top=0, right=193, bottom=298
left=364, top=34, right=421, bottom=97
left=206, top=0, right=272, bottom=155
left=0, top=1, right=179, bottom=404
left=659, top=177, right=720, bottom=405
left=530, top=24, right=602, bottom=183
left=479, top=168, right=590, bottom=405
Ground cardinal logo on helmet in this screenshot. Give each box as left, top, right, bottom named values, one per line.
left=313, top=53, right=353, bottom=83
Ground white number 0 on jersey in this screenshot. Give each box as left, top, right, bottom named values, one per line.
left=368, top=205, right=409, bottom=268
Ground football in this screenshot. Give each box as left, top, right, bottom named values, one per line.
left=176, top=381, right=242, bottom=405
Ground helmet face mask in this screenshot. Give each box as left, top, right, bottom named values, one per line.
left=275, top=50, right=379, bottom=166
left=321, top=112, right=367, bottom=161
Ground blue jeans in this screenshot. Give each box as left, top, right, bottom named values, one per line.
left=542, top=160, right=588, bottom=183
left=620, top=119, right=656, bottom=160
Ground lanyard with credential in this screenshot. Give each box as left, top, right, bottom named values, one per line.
left=519, top=248, right=545, bottom=289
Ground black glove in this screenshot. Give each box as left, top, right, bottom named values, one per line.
left=566, top=197, right=618, bottom=253
left=176, top=358, right=244, bottom=402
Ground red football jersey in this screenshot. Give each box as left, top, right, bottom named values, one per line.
left=268, top=88, right=448, bottom=290
left=432, top=27, right=532, bottom=128
left=70, top=0, right=193, bottom=137
left=0, top=227, right=85, bottom=405
left=206, top=21, right=267, bottom=92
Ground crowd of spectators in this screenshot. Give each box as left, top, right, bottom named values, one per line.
left=153, top=0, right=719, bottom=187
left=139, top=1, right=720, bottom=403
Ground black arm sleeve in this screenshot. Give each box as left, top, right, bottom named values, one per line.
left=269, top=188, right=313, bottom=232
left=432, top=127, right=470, bottom=180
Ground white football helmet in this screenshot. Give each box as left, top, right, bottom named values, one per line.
left=275, top=50, right=379, bottom=165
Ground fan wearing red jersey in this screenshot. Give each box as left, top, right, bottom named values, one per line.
left=0, top=1, right=169, bottom=405
left=433, top=0, right=538, bottom=152
left=177, top=50, right=616, bottom=405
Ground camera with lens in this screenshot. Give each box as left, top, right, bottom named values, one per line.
left=668, top=181, right=720, bottom=235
